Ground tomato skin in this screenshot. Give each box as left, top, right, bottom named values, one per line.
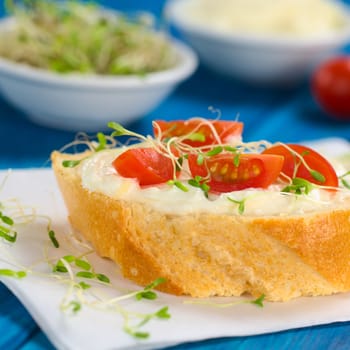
left=153, top=119, right=243, bottom=147
left=188, top=153, right=284, bottom=193
left=312, top=56, right=350, bottom=120
left=112, top=148, right=174, bottom=186
left=262, top=144, right=338, bottom=187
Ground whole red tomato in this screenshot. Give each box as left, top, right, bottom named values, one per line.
left=311, top=56, right=350, bottom=120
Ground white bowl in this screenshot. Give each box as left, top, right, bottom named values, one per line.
left=165, top=0, right=350, bottom=85
left=0, top=19, right=197, bottom=132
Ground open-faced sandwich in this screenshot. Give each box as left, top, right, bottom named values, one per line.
left=51, top=118, right=350, bottom=301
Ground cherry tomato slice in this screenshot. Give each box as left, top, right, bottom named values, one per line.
left=112, top=148, right=174, bottom=186
left=312, top=56, right=350, bottom=120
left=262, top=144, right=338, bottom=187
left=188, top=153, right=284, bottom=193
left=153, top=119, right=243, bottom=147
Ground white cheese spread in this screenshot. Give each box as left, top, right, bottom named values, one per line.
left=80, top=148, right=350, bottom=217
left=181, top=0, right=348, bottom=37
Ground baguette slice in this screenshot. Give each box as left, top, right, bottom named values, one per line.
left=51, top=150, right=350, bottom=301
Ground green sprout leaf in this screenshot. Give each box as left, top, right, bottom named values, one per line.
left=196, top=147, right=224, bottom=166
left=282, top=177, right=314, bottom=195
left=124, top=329, right=150, bottom=339
left=0, top=226, right=17, bottom=243
left=0, top=212, right=14, bottom=226
left=68, top=301, right=81, bottom=313
left=167, top=180, right=189, bottom=192
left=186, top=132, right=205, bottom=142
left=108, top=122, right=128, bottom=137
left=188, top=177, right=200, bottom=188
left=53, top=261, right=68, bottom=273
left=48, top=229, right=59, bottom=248
left=136, top=277, right=166, bottom=300
left=0, top=212, right=16, bottom=242
left=145, top=277, right=166, bottom=290
left=133, top=332, right=150, bottom=339
left=250, top=294, right=265, bottom=307
left=205, top=146, right=223, bottom=157
left=310, top=169, right=326, bottom=183
left=339, top=170, right=350, bottom=189
left=196, top=153, right=205, bottom=165
left=175, top=156, right=184, bottom=172
left=155, top=306, right=171, bottom=319
left=62, top=255, right=75, bottom=263
left=188, top=176, right=210, bottom=197
left=341, top=178, right=350, bottom=189
left=0, top=269, right=26, bottom=279
left=75, top=259, right=91, bottom=271
left=62, top=160, right=81, bottom=168
left=233, top=153, right=240, bottom=167
left=136, top=290, right=157, bottom=301
left=227, top=197, right=245, bottom=214
left=78, top=281, right=91, bottom=290
left=96, top=273, right=110, bottom=283
left=76, top=271, right=95, bottom=279
left=2, top=216, right=13, bottom=225
left=52, top=255, right=76, bottom=273
left=94, top=132, right=107, bottom=152
left=224, top=146, right=237, bottom=153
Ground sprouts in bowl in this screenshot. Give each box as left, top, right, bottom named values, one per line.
left=0, top=1, right=198, bottom=131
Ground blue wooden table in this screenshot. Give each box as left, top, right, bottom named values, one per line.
left=1, top=1, right=350, bottom=349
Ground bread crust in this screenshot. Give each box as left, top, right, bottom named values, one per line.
left=51, top=151, right=350, bottom=301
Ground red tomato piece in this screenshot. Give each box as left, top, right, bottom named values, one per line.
left=188, top=153, right=284, bottom=193
left=153, top=119, right=243, bottom=147
left=112, top=148, right=174, bottom=186
left=311, top=56, right=350, bottom=120
left=262, top=144, right=338, bottom=187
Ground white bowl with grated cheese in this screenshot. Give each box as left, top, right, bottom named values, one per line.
left=165, top=0, right=350, bottom=85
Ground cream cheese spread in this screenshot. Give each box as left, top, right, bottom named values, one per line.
left=182, top=0, right=348, bottom=37
left=80, top=148, right=350, bottom=217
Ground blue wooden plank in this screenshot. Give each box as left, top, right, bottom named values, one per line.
left=0, top=284, right=40, bottom=349
left=0, top=1, right=349, bottom=350
left=19, top=330, right=54, bottom=350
